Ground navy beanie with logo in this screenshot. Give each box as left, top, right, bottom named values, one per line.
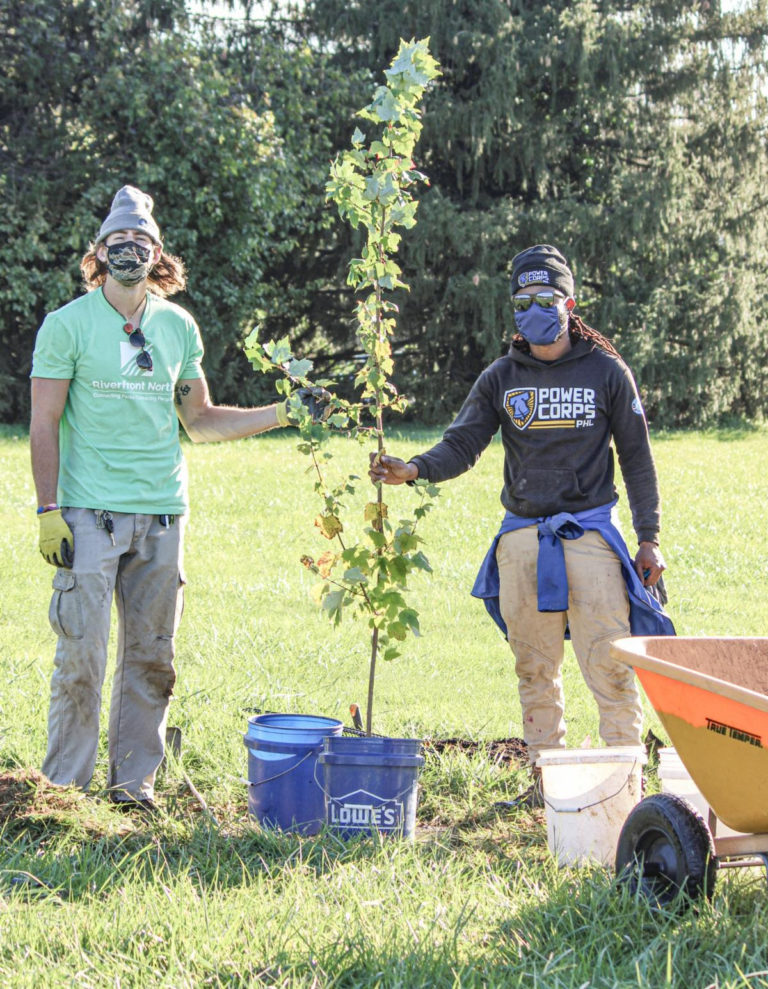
left=510, top=244, right=575, bottom=298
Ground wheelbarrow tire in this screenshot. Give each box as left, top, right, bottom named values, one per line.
left=615, top=793, right=716, bottom=907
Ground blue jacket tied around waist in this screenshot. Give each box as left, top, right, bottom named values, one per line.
left=471, top=501, right=675, bottom=638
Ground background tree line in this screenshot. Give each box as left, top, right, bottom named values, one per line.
left=2, top=0, right=767, bottom=427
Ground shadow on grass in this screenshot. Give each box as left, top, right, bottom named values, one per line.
left=709, top=420, right=763, bottom=441
left=7, top=768, right=764, bottom=985
left=652, top=420, right=763, bottom=442
left=0, top=748, right=545, bottom=906
left=159, top=857, right=712, bottom=986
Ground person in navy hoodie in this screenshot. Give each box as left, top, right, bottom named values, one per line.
left=369, top=244, right=673, bottom=808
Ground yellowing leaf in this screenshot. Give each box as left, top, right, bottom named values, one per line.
left=365, top=503, right=388, bottom=534
left=314, top=513, right=343, bottom=540
left=364, top=501, right=388, bottom=524
left=316, top=551, right=337, bottom=577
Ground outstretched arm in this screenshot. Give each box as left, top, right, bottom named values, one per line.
left=174, top=377, right=283, bottom=442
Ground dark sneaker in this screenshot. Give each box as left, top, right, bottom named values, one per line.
left=494, top=770, right=544, bottom=811
left=109, top=795, right=158, bottom=815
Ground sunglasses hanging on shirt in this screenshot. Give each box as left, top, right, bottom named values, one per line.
left=123, top=323, right=153, bottom=371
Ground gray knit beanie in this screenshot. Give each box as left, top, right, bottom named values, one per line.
left=96, top=185, right=161, bottom=245
left=510, top=244, right=574, bottom=298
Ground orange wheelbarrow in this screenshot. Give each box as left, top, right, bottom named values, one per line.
left=610, top=636, right=768, bottom=905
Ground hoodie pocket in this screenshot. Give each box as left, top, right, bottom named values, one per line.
left=512, top=467, right=584, bottom=514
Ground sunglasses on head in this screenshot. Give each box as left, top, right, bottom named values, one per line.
left=512, top=290, right=564, bottom=312
left=123, top=323, right=153, bottom=371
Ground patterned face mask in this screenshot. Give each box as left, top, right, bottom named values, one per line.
left=105, top=241, right=153, bottom=285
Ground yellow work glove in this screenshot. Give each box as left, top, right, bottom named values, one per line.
left=275, top=400, right=290, bottom=427
left=277, top=387, right=333, bottom=427
left=38, top=508, right=74, bottom=568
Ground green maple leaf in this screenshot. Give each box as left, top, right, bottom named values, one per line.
left=286, top=357, right=313, bottom=378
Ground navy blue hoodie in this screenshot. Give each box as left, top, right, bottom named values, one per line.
left=410, top=337, right=660, bottom=544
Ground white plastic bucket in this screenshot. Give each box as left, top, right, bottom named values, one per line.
left=657, top=747, right=745, bottom=839
left=537, top=746, right=646, bottom=867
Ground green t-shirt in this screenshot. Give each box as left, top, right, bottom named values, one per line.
left=31, top=287, right=205, bottom=513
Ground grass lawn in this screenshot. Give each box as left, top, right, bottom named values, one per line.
left=1, top=422, right=768, bottom=987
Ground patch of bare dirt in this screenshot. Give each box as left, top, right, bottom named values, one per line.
left=423, top=737, right=529, bottom=765
left=0, top=769, right=80, bottom=821
left=0, top=769, right=126, bottom=836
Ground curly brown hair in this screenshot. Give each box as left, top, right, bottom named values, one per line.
left=80, top=246, right=187, bottom=297
left=511, top=312, right=623, bottom=361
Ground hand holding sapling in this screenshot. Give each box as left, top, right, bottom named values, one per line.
left=369, top=453, right=419, bottom=485
left=277, top=386, right=334, bottom=427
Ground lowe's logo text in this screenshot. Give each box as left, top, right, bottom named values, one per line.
left=329, top=800, right=402, bottom=829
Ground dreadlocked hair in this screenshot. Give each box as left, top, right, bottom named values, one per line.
left=511, top=313, right=624, bottom=361
left=80, top=246, right=187, bottom=297
left=568, top=313, right=623, bottom=360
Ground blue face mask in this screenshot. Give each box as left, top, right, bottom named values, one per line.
left=514, top=305, right=566, bottom=346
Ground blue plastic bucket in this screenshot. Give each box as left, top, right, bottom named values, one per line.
left=317, top=735, right=424, bottom=839
left=243, top=713, right=343, bottom=835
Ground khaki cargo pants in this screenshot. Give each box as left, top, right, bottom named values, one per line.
left=496, top=525, right=642, bottom=765
left=42, top=508, right=185, bottom=800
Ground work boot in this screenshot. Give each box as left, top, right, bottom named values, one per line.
left=495, top=767, right=544, bottom=812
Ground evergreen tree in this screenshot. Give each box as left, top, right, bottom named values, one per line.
left=300, top=0, right=768, bottom=426
left=4, top=0, right=768, bottom=427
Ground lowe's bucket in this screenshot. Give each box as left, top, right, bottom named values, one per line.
left=243, top=713, right=343, bottom=835
left=318, top=735, right=424, bottom=839
left=537, top=746, right=646, bottom=867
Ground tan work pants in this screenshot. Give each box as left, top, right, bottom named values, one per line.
left=496, top=525, right=641, bottom=765
left=42, top=509, right=185, bottom=800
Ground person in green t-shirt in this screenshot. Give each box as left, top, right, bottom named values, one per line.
left=30, top=185, right=327, bottom=814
